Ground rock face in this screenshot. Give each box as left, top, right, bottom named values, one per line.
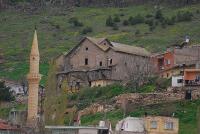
left=115, top=88, right=200, bottom=108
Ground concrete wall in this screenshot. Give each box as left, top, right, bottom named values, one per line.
left=172, top=76, right=184, bottom=87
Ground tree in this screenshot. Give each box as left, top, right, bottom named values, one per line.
left=129, top=14, right=144, bottom=25
left=113, top=15, right=120, bottom=22
left=0, top=81, right=14, bottom=101
left=155, top=9, right=163, bottom=20
left=106, top=16, right=114, bottom=27
left=81, top=26, right=93, bottom=34
left=123, top=20, right=129, bottom=26
left=69, top=17, right=83, bottom=27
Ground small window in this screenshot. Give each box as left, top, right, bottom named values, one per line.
left=110, top=59, right=112, bottom=64
left=104, top=43, right=106, bottom=45
left=165, top=122, right=174, bottom=130
left=125, top=62, right=127, bottom=66
left=177, top=79, right=183, bottom=83
left=85, top=47, right=88, bottom=51
left=99, top=61, right=102, bottom=66
left=85, top=58, right=88, bottom=65
left=165, top=59, right=171, bottom=65
left=150, top=121, right=157, bottom=129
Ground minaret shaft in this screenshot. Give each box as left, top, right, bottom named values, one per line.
left=27, top=30, right=41, bottom=126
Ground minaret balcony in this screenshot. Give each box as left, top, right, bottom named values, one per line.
left=27, top=73, right=41, bottom=80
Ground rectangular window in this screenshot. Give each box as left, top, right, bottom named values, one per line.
left=150, top=121, right=157, bottom=129
left=85, top=58, right=88, bottom=65
left=110, top=59, right=112, bottom=64
left=165, top=59, right=171, bottom=65
left=177, top=79, right=183, bottom=83
left=165, top=122, right=174, bottom=130
left=99, top=61, right=102, bottom=66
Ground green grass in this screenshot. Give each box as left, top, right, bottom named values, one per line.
left=1, top=4, right=200, bottom=83
left=81, top=99, right=200, bottom=134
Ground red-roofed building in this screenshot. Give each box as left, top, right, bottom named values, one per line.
left=0, top=119, right=21, bottom=134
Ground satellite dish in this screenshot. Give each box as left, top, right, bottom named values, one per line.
left=185, top=35, right=190, bottom=43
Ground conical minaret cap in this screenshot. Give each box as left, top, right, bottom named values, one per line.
left=30, top=30, right=39, bottom=56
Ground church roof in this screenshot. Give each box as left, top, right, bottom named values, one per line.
left=64, top=37, right=150, bottom=57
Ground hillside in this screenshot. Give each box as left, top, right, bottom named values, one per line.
left=1, top=4, right=200, bottom=84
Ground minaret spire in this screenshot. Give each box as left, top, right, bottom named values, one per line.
left=27, top=29, right=41, bottom=127
left=30, top=30, right=39, bottom=57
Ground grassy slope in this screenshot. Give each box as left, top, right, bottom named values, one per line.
left=81, top=99, right=200, bottom=134
left=1, top=4, right=200, bottom=84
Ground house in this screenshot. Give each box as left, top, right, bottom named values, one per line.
left=152, top=45, right=200, bottom=78
left=115, top=117, right=145, bottom=134
left=55, top=37, right=151, bottom=91
left=184, top=69, right=200, bottom=86
left=171, top=75, right=184, bottom=87
left=116, top=116, right=179, bottom=134
left=0, top=79, right=26, bottom=95
left=145, top=116, right=179, bottom=134
left=171, top=69, right=200, bottom=87
left=0, top=119, right=22, bottom=134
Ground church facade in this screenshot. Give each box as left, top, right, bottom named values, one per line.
left=55, top=37, right=151, bottom=92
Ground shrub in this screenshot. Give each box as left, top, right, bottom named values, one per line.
left=145, top=19, right=154, bottom=26
left=106, top=16, right=114, bottom=27
left=120, top=13, right=125, bottom=16
left=114, top=15, right=121, bottom=22
left=123, top=20, right=129, bottom=26
left=146, top=14, right=153, bottom=18
left=68, top=17, right=83, bottom=27
left=155, top=9, right=164, bottom=20
left=129, top=14, right=144, bottom=25
left=149, top=25, right=156, bottom=31
left=135, top=29, right=140, bottom=35
left=112, top=24, right=119, bottom=30
left=165, top=16, right=176, bottom=25
left=0, top=81, right=15, bottom=101
left=81, top=26, right=93, bottom=34
left=176, top=11, right=193, bottom=22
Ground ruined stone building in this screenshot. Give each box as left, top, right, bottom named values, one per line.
left=55, top=37, right=151, bottom=92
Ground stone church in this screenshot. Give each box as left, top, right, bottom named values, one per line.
left=55, top=37, right=151, bottom=92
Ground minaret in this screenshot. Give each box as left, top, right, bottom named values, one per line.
left=27, top=29, right=41, bottom=126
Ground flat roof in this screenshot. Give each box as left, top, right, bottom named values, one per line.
left=45, top=126, right=108, bottom=130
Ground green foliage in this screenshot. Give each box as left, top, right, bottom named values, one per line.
left=106, top=16, right=114, bottom=27
left=176, top=11, right=193, bottom=22
left=82, top=99, right=200, bottom=134
left=113, top=15, right=121, bottom=22
left=68, top=84, right=130, bottom=110
left=129, top=14, right=144, bottom=25
left=81, top=26, right=93, bottom=34
left=112, top=24, right=119, bottom=30
left=135, top=29, right=140, bottom=35
left=145, top=18, right=154, bottom=26
left=138, top=84, right=156, bottom=93
left=155, top=9, right=164, bottom=20
left=1, top=4, right=200, bottom=83
left=0, top=81, right=15, bottom=101
left=123, top=20, right=129, bottom=26
left=69, top=17, right=83, bottom=27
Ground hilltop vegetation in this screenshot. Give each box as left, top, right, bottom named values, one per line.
left=1, top=4, right=200, bottom=83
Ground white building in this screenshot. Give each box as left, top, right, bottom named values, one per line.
left=115, top=117, right=145, bottom=134
left=171, top=76, right=184, bottom=87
